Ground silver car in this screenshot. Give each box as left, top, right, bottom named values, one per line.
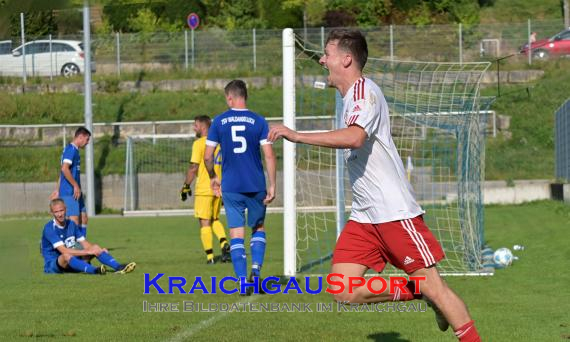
left=0, top=39, right=95, bottom=77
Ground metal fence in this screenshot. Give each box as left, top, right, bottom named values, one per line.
left=0, top=112, right=497, bottom=215
left=0, top=20, right=566, bottom=80
left=0, top=116, right=339, bottom=148
left=0, top=111, right=498, bottom=148
left=556, top=98, right=570, bottom=182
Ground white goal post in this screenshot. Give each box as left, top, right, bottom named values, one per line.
left=283, top=28, right=297, bottom=277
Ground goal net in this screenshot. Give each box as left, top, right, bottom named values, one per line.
left=282, top=28, right=492, bottom=276
left=123, top=134, right=195, bottom=215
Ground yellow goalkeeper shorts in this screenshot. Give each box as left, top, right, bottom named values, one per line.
left=194, top=195, right=222, bottom=220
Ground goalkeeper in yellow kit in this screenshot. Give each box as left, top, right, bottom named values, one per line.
left=181, top=115, right=231, bottom=264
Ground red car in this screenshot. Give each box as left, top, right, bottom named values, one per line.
left=520, top=28, right=570, bottom=59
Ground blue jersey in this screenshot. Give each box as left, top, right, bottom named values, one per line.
left=41, top=219, right=85, bottom=263
left=206, top=108, right=270, bottom=193
left=58, top=143, right=81, bottom=196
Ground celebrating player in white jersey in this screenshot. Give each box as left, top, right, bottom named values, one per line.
left=268, top=29, right=481, bottom=342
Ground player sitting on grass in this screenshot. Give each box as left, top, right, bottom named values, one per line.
left=41, top=198, right=136, bottom=275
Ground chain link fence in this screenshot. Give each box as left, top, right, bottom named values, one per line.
left=0, top=20, right=566, bottom=80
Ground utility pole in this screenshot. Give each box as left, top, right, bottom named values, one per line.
left=83, top=0, right=95, bottom=217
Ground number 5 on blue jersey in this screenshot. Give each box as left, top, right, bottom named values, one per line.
left=206, top=110, right=270, bottom=194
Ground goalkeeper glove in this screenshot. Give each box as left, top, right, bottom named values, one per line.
left=180, top=183, right=192, bottom=201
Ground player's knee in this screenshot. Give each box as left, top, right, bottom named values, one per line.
left=61, top=253, right=73, bottom=263
left=412, top=267, right=446, bottom=294
left=92, top=244, right=103, bottom=255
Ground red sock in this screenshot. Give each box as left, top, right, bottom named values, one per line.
left=392, top=288, right=414, bottom=301
left=454, top=320, right=481, bottom=342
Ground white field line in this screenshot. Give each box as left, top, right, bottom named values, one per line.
left=167, top=295, right=259, bottom=342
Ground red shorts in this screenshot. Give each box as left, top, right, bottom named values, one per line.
left=332, top=216, right=445, bottom=274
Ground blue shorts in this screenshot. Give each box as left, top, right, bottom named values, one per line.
left=44, top=258, right=76, bottom=274
left=61, top=195, right=86, bottom=217
left=222, top=191, right=267, bottom=228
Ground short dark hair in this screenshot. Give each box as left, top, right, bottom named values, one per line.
left=74, top=126, right=91, bottom=137
left=194, top=115, right=211, bottom=128
left=224, top=80, right=248, bottom=100
left=326, top=29, right=368, bottom=71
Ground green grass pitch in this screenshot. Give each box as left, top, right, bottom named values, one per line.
left=0, top=201, right=568, bottom=341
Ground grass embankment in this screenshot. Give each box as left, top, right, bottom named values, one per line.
left=482, top=59, right=570, bottom=180
left=1, top=60, right=569, bottom=182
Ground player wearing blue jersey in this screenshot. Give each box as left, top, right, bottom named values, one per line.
left=50, top=127, right=90, bottom=237
left=41, top=198, right=136, bottom=275
left=204, top=80, right=276, bottom=294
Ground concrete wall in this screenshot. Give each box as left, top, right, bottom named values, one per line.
left=0, top=174, right=560, bottom=216
left=483, top=180, right=553, bottom=204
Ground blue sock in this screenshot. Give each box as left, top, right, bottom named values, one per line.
left=250, top=231, right=266, bottom=277
left=68, top=256, right=98, bottom=274
left=79, top=225, right=87, bottom=238
left=96, top=252, right=121, bottom=270
left=230, top=238, right=247, bottom=279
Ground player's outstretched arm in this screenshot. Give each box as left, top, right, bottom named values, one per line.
left=268, top=124, right=367, bottom=149
left=262, top=143, right=276, bottom=205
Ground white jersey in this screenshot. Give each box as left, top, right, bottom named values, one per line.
left=342, top=77, right=424, bottom=223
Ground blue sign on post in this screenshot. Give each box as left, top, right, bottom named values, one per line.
left=187, top=13, right=200, bottom=30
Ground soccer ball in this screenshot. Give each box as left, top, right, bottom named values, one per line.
left=493, top=247, right=513, bottom=268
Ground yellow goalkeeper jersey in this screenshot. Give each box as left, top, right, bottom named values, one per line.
left=190, top=137, right=222, bottom=196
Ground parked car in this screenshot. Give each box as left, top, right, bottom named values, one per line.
left=520, top=28, right=570, bottom=60
left=0, top=39, right=95, bottom=77
left=0, top=40, right=12, bottom=55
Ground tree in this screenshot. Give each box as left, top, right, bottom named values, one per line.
left=203, top=0, right=266, bottom=29
left=127, top=8, right=178, bottom=33
left=102, top=0, right=143, bottom=33
left=259, top=0, right=302, bottom=29
left=0, top=0, right=70, bottom=38
left=282, top=0, right=326, bottom=27
left=324, top=0, right=481, bottom=27
left=9, top=10, right=57, bottom=39
left=103, top=0, right=205, bottom=32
